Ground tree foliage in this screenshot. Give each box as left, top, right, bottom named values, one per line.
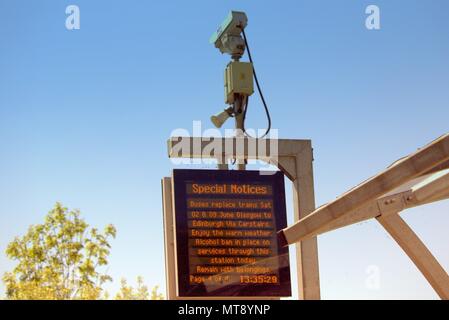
left=3, top=202, right=116, bottom=300
left=114, top=276, right=164, bottom=300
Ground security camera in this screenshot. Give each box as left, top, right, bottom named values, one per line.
left=209, top=11, right=248, bottom=59
left=209, top=10, right=272, bottom=139
left=209, top=11, right=253, bottom=130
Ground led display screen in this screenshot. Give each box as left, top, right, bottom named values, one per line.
left=172, top=169, right=291, bottom=297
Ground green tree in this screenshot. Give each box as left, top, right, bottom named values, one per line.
left=115, top=276, right=164, bottom=300
left=2, top=202, right=116, bottom=300
left=150, top=285, right=164, bottom=300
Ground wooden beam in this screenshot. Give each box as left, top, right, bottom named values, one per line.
left=161, top=177, right=177, bottom=300
left=167, top=136, right=310, bottom=160
left=292, top=142, right=320, bottom=299
left=318, top=169, right=449, bottom=235
left=281, top=133, right=449, bottom=245
left=417, top=189, right=449, bottom=206
left=410, top=169, right=449, bottom=204
left=316, top=199, right=384, bottom=235
left=167, top=136, right=312, bottom=181
left=377, top=213, right=449, bottom=299
left=422, top=159, right=449, bottom=175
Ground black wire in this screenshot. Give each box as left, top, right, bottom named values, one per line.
left=241, top=28, right=272, bottom=139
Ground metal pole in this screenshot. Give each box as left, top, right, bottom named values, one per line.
left=234, top=94, right=246, bottom=170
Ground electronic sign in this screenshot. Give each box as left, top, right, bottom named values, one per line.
left=172, top=169, right=291, bottom=297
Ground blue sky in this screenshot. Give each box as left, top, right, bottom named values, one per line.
left=1, top=0, right=448, bottom=299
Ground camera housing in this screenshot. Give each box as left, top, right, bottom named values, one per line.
left=209, top=11, right=248, bottom=59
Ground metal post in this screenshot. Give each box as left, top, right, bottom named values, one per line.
left=234, top=94, right=246, bottom=170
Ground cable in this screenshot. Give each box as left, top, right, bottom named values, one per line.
left=241, top=28, right=272, bottom=139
